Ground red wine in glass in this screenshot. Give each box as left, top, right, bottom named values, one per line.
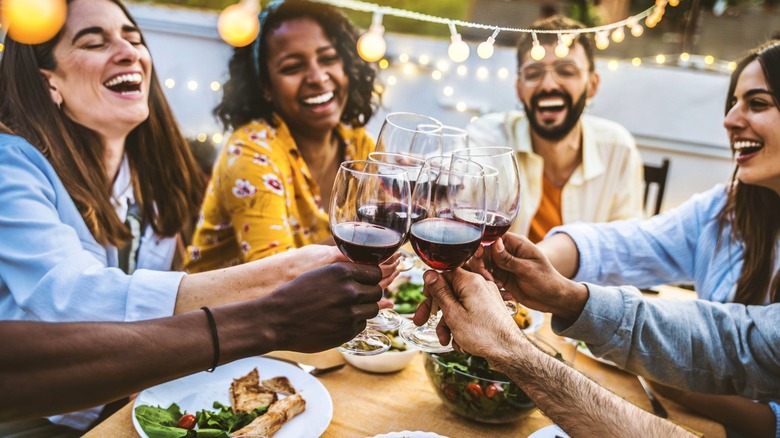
left=410, top=218, right=483, bottom=271
left=457, top=210, right=513, bottom=245
left=332, top=222, right=403, bottom=265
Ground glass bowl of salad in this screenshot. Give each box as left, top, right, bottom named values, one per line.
left=423, top=351, right=538, bottom=423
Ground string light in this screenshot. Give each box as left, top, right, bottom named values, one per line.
left=164, top=78, right=176, bottom=89
left=631, top=24, right=644, bottom=37
left=595, top=31, right=610, bottom=50
left=554, top=33, right=569, bottom=58
left=217, top=0, right=259, bottom=47
left=457, top=65, right=468, bottom=76
left=530, top=32, right=545, bottom=61
left=431, top=70, right=442, bottom=80
left=210, top=81, right=221, bottom=91
left=447, top=22, right=470, bottom=63
left=656, top=54, right=666, bottom=64
left=477, top=28, right=500, bottom=59
left=357, top=11, right=386, bottom=62
left=497, top=67, right=509, bottom=79
left=443, top=86, right=454, bottom=97
left=418, top=55, right=430, bottom=65
left=187, top=80, right=199, bottom=90
left=679, top=52, right=690, bottom=62
left=704, top=55, right=715, bottom=65
left=378, top=59, right=389, bottom=69
left=611, top=27, right=625, bottom=43
left=1, top=0, right=67, bottom=45
left=398, top=53, right=409, bottom=63
left=476, top=66, right=489, bottom=79
left=632, top=57, right=642, bottom=66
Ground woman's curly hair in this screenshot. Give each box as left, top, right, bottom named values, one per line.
left=215, top=0, right=378, bottom=130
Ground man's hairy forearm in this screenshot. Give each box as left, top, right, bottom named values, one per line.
left=489, top=336, right=694, bottom=438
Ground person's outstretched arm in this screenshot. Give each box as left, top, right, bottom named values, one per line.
left=416, top=269, right=693, bottom=437
left=0, top=263, right=382, bottom=422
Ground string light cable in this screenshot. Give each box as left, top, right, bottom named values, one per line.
left=311, top=0, right=673, bottom=43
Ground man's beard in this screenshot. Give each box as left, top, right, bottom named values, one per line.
left=524, top=89, right=588, bottom=141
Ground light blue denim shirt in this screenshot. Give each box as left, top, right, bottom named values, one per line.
left=0, top=134, right=185, bottom=429
left=550, top=185, right=780, bottom=434
left=553, top=284, right=780, bottom=400
left=550, top=184, right=740, bottom=302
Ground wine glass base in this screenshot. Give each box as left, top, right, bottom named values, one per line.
left=397, top=249, right=418, bottom=271
left=398, top=321, right=453, bottom=353
left=367, top=308, right=405, bottom=331
left=336, top=328, right=391, bottom=356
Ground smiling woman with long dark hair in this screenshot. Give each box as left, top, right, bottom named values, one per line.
left=185, top=0, right=381, bottom=273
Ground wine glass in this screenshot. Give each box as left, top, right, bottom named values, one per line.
left=453, top=146, right=522, bottom=313
left=439, top=125, right=469, bottom=156
left=330, top=160, right=412, bottom=355
left=368, top=151, right=427, bottom=271
left=399, top=156, right=487, bottom=353
left=376, top=112, right=443, bottom=159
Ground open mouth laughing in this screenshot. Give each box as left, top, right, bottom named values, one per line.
left=103, top=73, right=143, bottom=95
left=733, top=139, right=764, bottom=160
left=302, top=91, right=334, bottom=106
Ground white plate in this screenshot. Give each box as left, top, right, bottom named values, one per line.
left=576, top=343, right=619, bottom=368
left=528, top=424, right=571, bottom=438
left=132, top=356, right=333, bottom=438
left=370, top=431, right=448, bottom=438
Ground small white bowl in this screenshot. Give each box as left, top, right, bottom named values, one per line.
left=341, top=337, right=419, bottom=373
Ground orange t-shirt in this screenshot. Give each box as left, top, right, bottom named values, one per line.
left=528, top=177, right=563, bottom=243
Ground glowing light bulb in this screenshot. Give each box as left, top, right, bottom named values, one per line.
left=477, top=37, right=495, bottom=59
left=530, top=39, right=546, bottom=61
left=218, top=1, right=260, bottom=48
left=477, top=28, right=500, bottom=59
left=436, top=60, right=450, bottom=72
left=669, top=0, right=680, bottom=6
left=357, top=22, right=386, bottom=62
left=212, top=133, right=224, bottom=144
left=476, top=66, right=489, bottom=79
left=210, top=81, right=221, bottom=91
left=608, top=59, right=619, bottom=71
left=631, top=24, right=644, bottom=37
left=562, top=33, right=575, bottom=47
left=187, top=80, right=198, bottom=91
left=387, top=75, right=397, bottom=85
left=646, top=16, right=658, bottom=28
left=164, top=79, right=176, bottom=89
left=656, top=54, right=666, bottom=64
left=448, top=35, right=470, bottom=63
left=611, top=27, right=625, bottom=43
left=443, top=86, right=454, bottom=97
left=705, top=55, right=715, bottom=65
left=197, top=133, right=208, bottom=143
left=555, top=34, right=569, bottom=58
left=378, top=59, right=389, bottom=69
left=727, top=61, right=737, bottom=71
left=431, top=70, right=442, bottom=80
left=632, top=57, right=642, bottom=66
left=418, top=55, right=430, bottom=65
left=457, top=65, right=468, bottom=76
left=1, top=0, right=67, bottom=45
left=456, top=102, right=467, bottom=112
left=398, top=53, right=409, bottom=63
left=595, top=32, right=610, bottom=50
left=680, top=52, right=690, bottom=62
left=497, top=67, right=509, bottom=79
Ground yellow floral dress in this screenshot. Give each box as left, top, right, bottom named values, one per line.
left=184, top=115, right=374, bottom=273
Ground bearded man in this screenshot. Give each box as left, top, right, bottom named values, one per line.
left=467, top=15, right=644, bottom=242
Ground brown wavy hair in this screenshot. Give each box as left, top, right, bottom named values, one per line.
left=0, top=0, right=204, bottom=247
left=214, top=0, right=379, bottom=131
left=719, top=40, right=780, bottom=304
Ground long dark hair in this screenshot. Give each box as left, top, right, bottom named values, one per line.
left=719, top=40, right=780, bottom=304
left=214, top=0, right=378, bottom=131
left=0, top=0, right=204, bottom=247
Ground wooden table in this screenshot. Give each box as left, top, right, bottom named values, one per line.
left=86, top=286, right=724, bottom=437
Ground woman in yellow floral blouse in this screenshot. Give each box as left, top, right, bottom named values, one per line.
left=186, top=0, right=379, bottom=272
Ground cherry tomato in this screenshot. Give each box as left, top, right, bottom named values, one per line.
left=441, top=383, right=458, bottom=401
left=465, top=382, right=483, bottom=398
left=484, top=382, right=503, bottom=399
left=177, top=413, right=196, bottom=430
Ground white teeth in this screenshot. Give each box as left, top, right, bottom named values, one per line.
left=538, top=98, right=565, bottom=108
left=103, top=73, right=143, bottom=88
left=303, top=91, right=333, bottom=105
left=733, top=140, right=763, bottom=150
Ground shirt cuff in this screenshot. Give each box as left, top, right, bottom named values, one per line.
left=551, top=282, right=628, bottom=346
left=124, top=269, right=185, bottom=321
left=546, top=223, right=602, bottom=282
left=770, top=401, right=780, bottom=438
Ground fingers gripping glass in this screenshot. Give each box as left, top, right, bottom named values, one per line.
left=330, top=160, right=411, bottom=355
left=517, top=61, right=583, bottom=87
